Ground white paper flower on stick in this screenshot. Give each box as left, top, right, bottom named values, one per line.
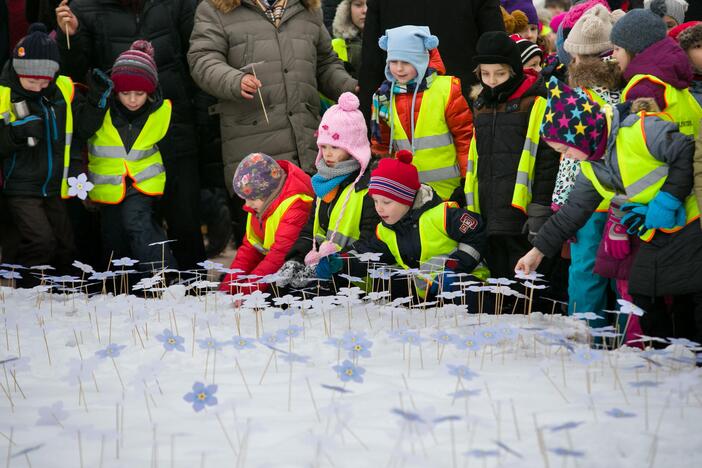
left=67, top=173, right=94, bottom=200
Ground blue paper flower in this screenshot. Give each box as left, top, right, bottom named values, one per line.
left=391, top=408, right=424, bottom=423
left=605, top=408, right=637, bottom=418
left=183, top=382, right=218, bottom=412
left=464, top=449, right=499, bottom=458
left=197, top=337, right=223, bottom=351
left=629, top=380, right=660, bottom=388
left=550, top=421, right=585, bottom=432
left=447, top=364, right=478, bottom=380
left=259, top=332, right=281, bottom=347
left=432, top=330, right=458, bottom=345
left=156, top=329, right=185, bottom=352
left=333, top=360, right=365, bottom=383
left=448, top=389, right=481, bottom=399
left=570, top=348, right=603, bottom=365
left=345, top=338, right=373, bottom=359
left=320, top=384, right=353, bottom=394
left=342, top=330, right=367, bottom=347
left=398, top=331, right=424, bottom=346
left=476, top=327, right=501, bottom=345
left=95, top=343, right=126, bottom=359
left=231, top=336, right=256, bottom=350
left=452, top=335, right=482, bottom=351
left=280, top=352, right=310, bottom=364
left=276, top=325, right=303, bottom=341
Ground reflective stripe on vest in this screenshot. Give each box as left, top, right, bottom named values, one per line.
left=375, top=202, right=487, bottom=296
left=0, top=76, right=74, bottom=198
left=622, top=74, right=702, bottom=137
left=580, top=112, right=700, bottom=242
left=246, top=193, right=314, bottom=254
left=313, top=184, right=368, bottom=249
left=88, top=100, right=171, bottom=204
left=331, top=38, right=349, bottom=63
left=464, top=96, right=547, bottom=214
left=391, top=75, right=461, bottom=200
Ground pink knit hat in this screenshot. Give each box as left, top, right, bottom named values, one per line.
left=562, top=0, right=610, bottom=30
left=316, top=92, right=371, bottom=173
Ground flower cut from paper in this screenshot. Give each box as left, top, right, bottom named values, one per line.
left=95, top=343, right=126, bottom=359
left=156, top=329, right=185, bottom=352
left=333, top=359, right=365, bottom=383
left=67, top=173, right=94, bottom=200
left=183, top=382, right=218, bottom=412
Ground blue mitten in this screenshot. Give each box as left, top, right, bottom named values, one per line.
left=315, top=254, right=343, bottom=279
left=644, top=191, right=683, bottom=229
left=620, top=203, right=648, bottom=236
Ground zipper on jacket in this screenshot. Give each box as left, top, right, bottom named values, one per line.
left=39, top=99, right=53, bottom=197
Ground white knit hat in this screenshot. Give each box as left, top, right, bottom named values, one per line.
left=564, top=4, right=617, bottom=56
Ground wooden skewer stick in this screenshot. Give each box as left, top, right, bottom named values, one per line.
left=250, top=64, right=269, bottom=125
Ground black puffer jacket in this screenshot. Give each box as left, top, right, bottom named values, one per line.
left=56, top=0, right=198, bottom=162
left=348, top=185, right=487, bottom=276
left=286, top=169, right=379, bottom=262
left=0, top=66, right=106, bottom=197
left=471, top=74, right=560, bottom=236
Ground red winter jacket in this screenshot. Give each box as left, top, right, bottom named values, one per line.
left=371, top=48, right=474, bottom=176
left=220, top=160, right=313, bottom=294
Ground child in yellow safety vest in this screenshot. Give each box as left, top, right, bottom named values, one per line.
left=86, top=41, right=177, bottom=276
left=516, top=77, right=702, bottom=347
left=277, top=92, right=379, bottom=289
left=0, top=24, right=110, bottom=286
left=219, top=153, right=314, bottom=295
left=370, top=25, right=473, bottom=205
left=331, top=0, right=366, bottom=79
left=315, top=151, right=488, bottom=302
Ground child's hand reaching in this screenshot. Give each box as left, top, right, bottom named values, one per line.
left=515, top=248, right=544, bottom=275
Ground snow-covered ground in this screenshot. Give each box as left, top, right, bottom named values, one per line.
left=1, top=283, right=700, bottom=468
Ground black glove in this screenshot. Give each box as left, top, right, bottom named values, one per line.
left=86, top=68, right=114, bottom=109
left=9, top=115, right=44, bottom=144
left=523, top=203, right=552, bottom=243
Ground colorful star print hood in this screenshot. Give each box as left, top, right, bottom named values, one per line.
left=540, top=76, right=609, bottom=160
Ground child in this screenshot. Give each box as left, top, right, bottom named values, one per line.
left=219, top=153, right=314, bottom=294
left=517, top=77, right=701, bottom=346
left=331, top=0, right=366, bottom=79
left=511, top=34, right=544, bottom=73
left=611, top=7, right=702, bottom=136
left=370, top=25, right=473, bottom=204
left=88, top=41, right=177, bottom=275
left=557, top=4, right=631, bottom=328
left=644, top=0, right=688, bottom=31
left=278, top=92, right=379, bottom=288
left=675, top=22, right=702, bottom=101
left=501, top=0, right=541, bottom=44
left=465, top=31, right=559, bottom=281
left=0, top=24, right=109, bottom=286
left=317, top=151, right=488, bottom=300
left=502, top=7, right=530, bottom=36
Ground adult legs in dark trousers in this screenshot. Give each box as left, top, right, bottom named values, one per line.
left=160, top=156, right=206, bottom=272
left=634, top=293, right=702, bottom=346
left=4, top=196, right=75, bottom=286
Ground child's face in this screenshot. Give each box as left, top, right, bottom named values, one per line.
left=118, top=91, right=148, bottom=112
left=663, top=16, right=679, bottom=32
left=611, top=46, right=631, bottom=72
left=350, top=0, right=367, bottom=30
left=518, top=25, right=539, bottom=44
left=19, top=77, right=51, bottom=92
left=388, top=60, right=418, bottom=84
left=372, top=194, right=410, bottom=225
left=687, top=43, right=702, bottom=73
left=320, top=144, right=351, bottom=168
left=479, top=64, right=513, bottom=89
left=244, top=198, right=266, bottom=215
left=524, top=56, right=542, bottom=73
left=546, top=141, right=589, bottom=161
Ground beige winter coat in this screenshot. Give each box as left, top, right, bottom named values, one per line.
left=188, top=0, right=357, bottom=190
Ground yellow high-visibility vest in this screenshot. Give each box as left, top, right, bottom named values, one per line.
left=331, top=38, right=348, bottom=63
left=464, top=96, right=547, bottom=214
left=88, top=100, right=171, bottom=204
left=0, top=75, right=74, bottom=198
left=580, top=111, right=700, bottom=242
left=376, top=201, right=489, bottom=297
left=246, top=193, right=313, bottom=254
left=391, top=75, right=462, bottom=200
left=312, top=183, right=368, bottom=249
left=622, top=74, right=702, bottom=137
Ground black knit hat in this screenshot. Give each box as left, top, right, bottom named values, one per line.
left=473, top=31, right=524, bottom=77
left=12, top=23, right=60, bottom=80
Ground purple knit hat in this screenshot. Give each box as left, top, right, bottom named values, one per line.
left=232, top=153, right=285, bottom=200
left=540, top=77, right=608, bottom=159
left=111, top=40, right=158, bottom=94
left=501, top=0, right=539, bottom=26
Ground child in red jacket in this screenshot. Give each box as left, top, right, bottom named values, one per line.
left=370, top=25, right=473, bottom=204
left=219, top=153, right=314, bottom=294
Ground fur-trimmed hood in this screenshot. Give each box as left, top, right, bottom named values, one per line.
left=210, top=0, right=320, bottom=14
left=332, top=0, right=361, bottom=40
left=567, top=57, right=623, bottom=91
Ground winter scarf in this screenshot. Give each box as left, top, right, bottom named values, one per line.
left=370, top=69, right=436, bottom=145
left=255, top=0, right=288, bottom=27
left=310, top=158, right=360, bottom=199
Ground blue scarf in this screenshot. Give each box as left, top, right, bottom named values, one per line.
left=311, top=173, right=352, bottom=199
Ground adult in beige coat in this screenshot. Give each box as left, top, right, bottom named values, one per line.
left=188, top=0, right=357, bottom=192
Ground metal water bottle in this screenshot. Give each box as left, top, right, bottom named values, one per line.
left=11, top=100, right=38, bottom=147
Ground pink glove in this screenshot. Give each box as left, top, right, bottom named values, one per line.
left=603, top=206, right=630, bottom=260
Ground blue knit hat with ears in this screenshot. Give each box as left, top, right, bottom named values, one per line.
left=379, top=25, right=439, bottom=82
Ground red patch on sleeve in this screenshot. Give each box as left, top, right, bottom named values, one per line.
left=458, top=213, right=477, bottom=233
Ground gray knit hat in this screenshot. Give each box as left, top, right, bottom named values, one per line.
left=564, top=4, right=616, bottom=56
left=12, top=23, right=60, bottom=80
left=644, top=0, right=688, bottom=25
left=610, top=8, right=667, bottom=54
